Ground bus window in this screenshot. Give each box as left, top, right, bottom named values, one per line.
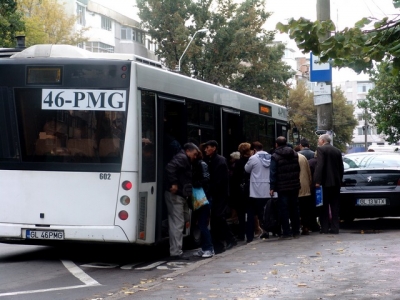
left=0, top=87, right=19, bottom=161
left=141, top=91, right=156, bottom=182
left=14, top=88, right=126, bottom=164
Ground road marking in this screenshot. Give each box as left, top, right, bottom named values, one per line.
left=120, top=262, right=143, bottom=270
left=62, top=260, right=100, bottom=286
left=135, top=261, right=166, bottom=270
left=0, top=260, right=99, bottom=297
left=0, top=285, right=93, bottom=297
left=80, top=262, right=119, bottom=269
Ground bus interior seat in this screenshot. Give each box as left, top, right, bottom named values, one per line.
left=35, top=139, right=62, bottom=155
left=99, top=138, right=120, bottom=157
left=67, top=139, right=96, bottom=157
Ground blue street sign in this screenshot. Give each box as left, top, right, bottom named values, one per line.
left=310, top=52, right=332, bottom=82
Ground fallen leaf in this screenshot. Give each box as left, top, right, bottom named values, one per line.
left=316, top=252, right=321, bottom=255
left=297, top=283, right=307, bottom=287
left=124, top=292, right=134, bottom=295
left=224, top=270, right=231, bottom=273
left=270, top=270, right=278, bottom=275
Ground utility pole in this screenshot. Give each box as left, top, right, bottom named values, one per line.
left=316, top=0, right=334, bottom=143
left=364, top=108, right=368, bottom=150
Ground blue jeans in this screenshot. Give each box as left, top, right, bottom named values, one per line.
left=196, top=204, right=213, bottom=252
left=278, top=190, right=300, bottom=237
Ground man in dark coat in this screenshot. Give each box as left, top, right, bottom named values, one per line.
left=314, top=134, right=344, bottom=234
left=298, top=138, right=315, bottom=160
left=165, top=142, right=199, bottom=258
left=203, top=140, right=237, bottom=253
left=269, top=136, right=301, bottom=239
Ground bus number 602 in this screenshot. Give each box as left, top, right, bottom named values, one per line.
left=99, top=173, right=111, bottom=180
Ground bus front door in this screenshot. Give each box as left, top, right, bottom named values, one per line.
left=156, top=96, right=186, bottom=242
left=221, top=108, right=242, bottom=159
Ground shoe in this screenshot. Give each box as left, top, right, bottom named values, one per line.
left=201, top=250, right=214, bottom=258
left=329, top=229, right=339, bottom=234
left=169, top=255, right=189, bottom=260
left=193, top=249, right=204, bottom=257
left=279, top=235, right=293, bottom=240
left=260, top=232, right=269, bottom=239
left=293, top=234, right=300, bottom=239
left=254, top=229, right=262, bottom=238
left=226, top=240, right=238, bottom=250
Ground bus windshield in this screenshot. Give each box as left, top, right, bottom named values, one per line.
left=1, top=87, right=126, bottom=165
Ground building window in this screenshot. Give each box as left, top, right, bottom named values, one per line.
left=120, top=27, right=145, bottom=44
left=101, top=16, right=112, bottom=31
left=121, top=27, right=131, bottom=40
left=357, top=114, right=363, bottom=121
left=358, top=126, right=374, bottom=135
left=86, top=42, right=114, bottom=53
left=346, top=100, right=353, bottom=105
left=76, top=3, right=86, bottom=26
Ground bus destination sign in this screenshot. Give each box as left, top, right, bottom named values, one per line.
left=259, top=103, right=272, bottom=116
left=42, top=89, right=127, bottom=111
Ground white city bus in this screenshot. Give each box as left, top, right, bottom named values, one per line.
left=0, top=45, right=288, bottom=245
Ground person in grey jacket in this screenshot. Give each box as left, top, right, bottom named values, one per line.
left=165, top=142, right=199, bottom=259
left=245, top=141, right=271, bottom=241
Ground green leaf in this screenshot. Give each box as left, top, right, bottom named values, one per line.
left=355, top=17, right=371, bottom=28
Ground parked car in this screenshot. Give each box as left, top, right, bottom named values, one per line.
left=340, top=152, right=400, bottom=222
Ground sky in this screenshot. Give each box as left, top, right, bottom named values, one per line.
left=92, top=0, right=399, bottom=82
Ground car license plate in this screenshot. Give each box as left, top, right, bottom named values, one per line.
left=25, top=230, right=64, bottom=240
left=356, top=198, right=387, bottom=206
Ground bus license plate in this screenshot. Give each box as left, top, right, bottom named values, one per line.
left=356, top=198, right=387, bottom=206
left=26, top=230, right=64, bottom=240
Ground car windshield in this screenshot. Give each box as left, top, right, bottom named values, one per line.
left=343, top=153, right=400, bottom=170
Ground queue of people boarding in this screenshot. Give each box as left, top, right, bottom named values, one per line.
left=163, top=134, right=344, bottom=260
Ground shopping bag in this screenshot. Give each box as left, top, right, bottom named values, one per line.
left=315, top=186, right=323, bottom=207
left=191, top=187, right=209, bottom=210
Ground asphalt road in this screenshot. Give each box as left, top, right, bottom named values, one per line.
left=1, top=218, right=400, bottom=300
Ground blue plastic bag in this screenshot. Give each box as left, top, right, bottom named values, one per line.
left=191, top=187, right=209, bottom=210
left=315, top=186, right=323, bottom=207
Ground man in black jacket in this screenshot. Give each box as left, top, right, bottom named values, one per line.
left=203, top=140, right=237, bottom=253
left=298, top=138, right=315, bottom=160
left=165, top=143, right=199, bottom=259
left=270, top=137, right=301, bottom=239
left=314, top=134, right=344, bottom=234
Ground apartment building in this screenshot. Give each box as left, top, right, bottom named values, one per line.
left=338, top=80, right=385, bottom=152
left=60, top=0, right=157, bottom=60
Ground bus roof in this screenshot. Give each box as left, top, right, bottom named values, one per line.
left=11, top=44, right=162, bottom=68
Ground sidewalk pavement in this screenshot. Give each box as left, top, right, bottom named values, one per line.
left=107, top=229, right=400, bottom=299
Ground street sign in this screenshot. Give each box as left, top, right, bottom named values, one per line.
left=314, top=82, right=331, bottom=96
left=314, top=94, right=332, bottom=106
left=310, top=52, right=332, bottom=82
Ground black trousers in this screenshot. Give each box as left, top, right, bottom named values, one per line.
left=319, top=186, right=340, bottom=233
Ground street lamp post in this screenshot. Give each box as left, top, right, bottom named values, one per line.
left=178, top=28, right=208, bottom=72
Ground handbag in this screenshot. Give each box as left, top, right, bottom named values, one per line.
left=191, top=187, right=209, bottom=210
